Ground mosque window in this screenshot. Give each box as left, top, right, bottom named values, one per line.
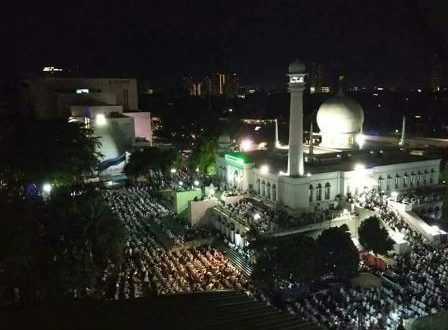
left=430, top=169, right=435, bottom=184
left=267, top=182, right=271, bottom=199
left=309, top=185, right=314, bottom=203
left=261, top=181, right=266, bottom=196
left=324, top=182, right=331, bottom=200
left=378, top=176, right=384, bottom=191
left=417, top=172, right=422, bottom=186
left=410, top=173, right=415, bottom=187
left=386, top=175, right=392, bottom=191
left=316, top=184, right=322, bottom=201
left=395, top=175, right=400, bottom=189
left=256, top=179, right=261, bottom=194
left=272, top=184, right=277, bottom=201
left=403, top=174, right=408, bottom=188
left=423, top=170, right=428, bottom=184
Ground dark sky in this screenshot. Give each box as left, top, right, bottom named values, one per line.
left=2, top=0, right=448, bottom=89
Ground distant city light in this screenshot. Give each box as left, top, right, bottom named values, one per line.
left=42, top=66, right=63, bottom=72
left=260, top=165, right=269, bottom=175
left=76, top=89, right=89, bottom=94
left=95, top=113, right=107, bottom=126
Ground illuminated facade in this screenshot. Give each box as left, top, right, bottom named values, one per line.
left=216, top=61, right=442, bottom=212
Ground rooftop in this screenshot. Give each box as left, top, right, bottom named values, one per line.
left=0, top=291, right=321, bottom=330
left=225, top=148, right=439, bottom=175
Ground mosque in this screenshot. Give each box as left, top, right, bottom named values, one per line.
left=216, top=61, right=441, bottom=212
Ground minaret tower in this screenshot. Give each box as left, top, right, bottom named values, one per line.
left=399, top=116, right=406, bottom=147
left=274, top=118, right=280, bottom=148
left=287, top=60, right=307, bottom=176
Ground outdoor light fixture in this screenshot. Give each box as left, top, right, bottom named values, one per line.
left=254, top=213, right=261, bottom=220
left=240, top=139, right=254, bottom=152
left=170, top=168, right=177, bottom=174
left=42, top=183, right=52, bottom=194
left=179, top=181, right=183, bottom=186
left=95, top=113, right=107, bottom=126
left=194, top=180, right=200, bottom=187
left=355, top=134, right=365, bottom=148
left=260, top=164, right=269, bottom=175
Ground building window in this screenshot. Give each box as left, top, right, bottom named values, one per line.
left=324, top=182, right=331, bottom=200
left=261, top=181, right=266, bottom=196
left=403, top=174, right=408, bottom=188
left=378, top=176, right=384, bottom=191
left=410, top=173, right=415, bottom=187
left=267, top=183, right=271, bottom=199
left=423, top=170, right=428, bottom=185
left=395, top=175, right=400, bottom=189
left=309, top=185, right=313, bottom=203
left=123, top=89, right=129, bottom=110
left=386, top=175, right=392, bottom=191
left=316, top=184, right=322, bottom=201
left=272, top=184, right=277, bottom=201
left=430, top=169, right=435, bottom=184
left=417, top=172, right=422, bottom=186
left=256, top=179, right=260, bottom=194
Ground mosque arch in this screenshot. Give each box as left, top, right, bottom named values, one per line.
left=272, top=184, right=277, bottom=201
left=267, top=182, right=271, bottom=199
left=309, top=185, right=314, bottom=203
left=261, top=181, right=266, bottom=196
left=378, top=176, right=384, bottom=191
left=324, top=182, right=331, bottom=200
left=386, top=175, right=392, bottom=191
left=256, top=179, right=261, bottom=194
left=316, top=183, right=322, bottom=201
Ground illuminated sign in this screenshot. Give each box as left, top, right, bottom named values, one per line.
left=289, top=76, right=304, bottom=83
left=225, top=154, right=246, bottom=165
left=76, top=89, right=89, bottom=94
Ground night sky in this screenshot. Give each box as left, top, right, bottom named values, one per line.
left=2, top=0, right=448, bottom=89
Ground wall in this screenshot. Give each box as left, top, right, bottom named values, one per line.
left=125, top=112, right=152, bottom=142
left=174, top=189, right=203, bottom=214
left=188, top=198, right=219, bottom=226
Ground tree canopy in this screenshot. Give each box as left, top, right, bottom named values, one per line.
left=358, top=216, right=394, bottom=255
left=189, top=136, right=218, bottom=174
left=0, top=186, right=127, bottom=303
left=124, top=147, right=180, bottom=178
left=0, top=115, right=100, bottom=189
left=316, top=225, right=359, bottom=280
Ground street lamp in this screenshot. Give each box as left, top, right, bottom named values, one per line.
left=194, top=180, right=200, bottom=187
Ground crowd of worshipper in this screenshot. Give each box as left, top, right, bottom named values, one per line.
left=98, top=186, right=251, bottom=299
left=395, top=188, right=445, bottom=206
left=217, top=198, right=340, bottom=233
left=247, top=190, right=448, bottom=329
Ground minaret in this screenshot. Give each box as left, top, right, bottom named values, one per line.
left=287, top=60, right=307, bottom=176
left=309, top=121, right=314, bottom=156
left=274, top=118, right=280, bottom=148
left=399, top=116, right=406, bottom=146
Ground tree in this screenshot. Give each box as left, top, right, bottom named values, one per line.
left=190, top=136, right=218, bottom=174
left=124, top=147, right=179, bottom=178
left=252, top=235, right=317, bottom=287
left=0, top=115, right=100, bottom=189
left=358, top=216, right=394, bottom=255
left=316, top=225, right=359, bottom=279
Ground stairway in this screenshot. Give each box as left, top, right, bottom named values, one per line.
left=213, top=240, right=253, bottom=277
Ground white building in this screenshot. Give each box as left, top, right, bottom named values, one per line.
left=216, top=61, right=441, bottom=212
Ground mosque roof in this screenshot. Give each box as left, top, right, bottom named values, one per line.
left=316, top=91, right=364, bottom=134
left=235, top=149, right=439, bottom=175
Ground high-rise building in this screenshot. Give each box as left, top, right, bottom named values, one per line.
left=308, top=63, right=335, bottom=94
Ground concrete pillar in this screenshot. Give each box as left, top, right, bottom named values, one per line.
left=287, top=60, right=307, bottom=177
